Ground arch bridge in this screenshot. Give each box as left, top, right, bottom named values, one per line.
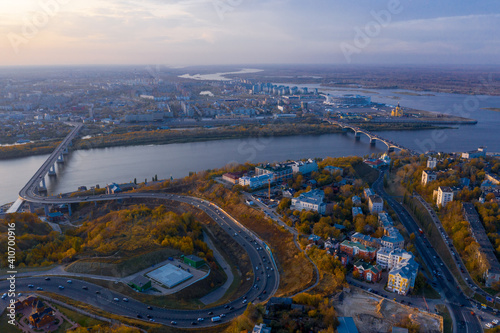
left=324, top=118, right=417, bottom=155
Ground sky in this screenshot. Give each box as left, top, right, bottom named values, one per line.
left=0, top=0, right=499, bottom=66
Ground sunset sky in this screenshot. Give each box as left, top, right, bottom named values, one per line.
left=0, top=0, right=498, bottom=66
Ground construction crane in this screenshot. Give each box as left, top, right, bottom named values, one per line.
left=268, top=178, right=271, bottom=201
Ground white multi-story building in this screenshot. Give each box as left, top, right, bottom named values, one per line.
left=387, top=257, right=419, bottom=295
left=421, top=170, right=437, bottom=185
left=462, top=147, right=486, bottom=159
left=368, top=195, right=384, bottom=213
left=291, top=189, right=326, bottom=214
left=436, top=186, right=454, bottom=207
left=238, top=173, right=274, bottom=189
left=377, top=247, right=414, bottom=270
left=290, top=159, right=318, bottom=175
left=427, top=157, right=437, bottom=169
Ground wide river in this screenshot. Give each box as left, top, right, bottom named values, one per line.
left=1, top=85, right=499, bottom=206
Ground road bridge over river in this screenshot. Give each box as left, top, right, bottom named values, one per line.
left=324, top=118, right=418, bottom=155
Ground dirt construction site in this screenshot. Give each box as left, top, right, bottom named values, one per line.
left=333, top=288, right=443, bottom=333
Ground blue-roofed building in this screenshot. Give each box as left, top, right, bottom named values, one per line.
left=352, top=207, right=363, bottom=218
left=106, top=183, right=122, bottom=194
left=308, top=234, right=322, bottom=243
left=352, top=195, right=361, bottom=205
left=460, top=177, right=471, bottom=188
left=337, top=317, right=359, bottom=333
left=334, top=224, right=346, bottom=231
left=47, top=211, right=64, bottom=222
left=380, top=228, right=405, bottom=249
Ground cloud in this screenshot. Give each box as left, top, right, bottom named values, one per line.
left=0, top=1, right=498, bottom=65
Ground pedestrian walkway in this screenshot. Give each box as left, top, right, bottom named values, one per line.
left=200, top=231, right=234, bottom=305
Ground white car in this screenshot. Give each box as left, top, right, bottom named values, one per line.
left=493, top=319, right=499, bottom=325
left=486, top=323, right=492, bottom=328
left=123, top=298, right=128, bottom=302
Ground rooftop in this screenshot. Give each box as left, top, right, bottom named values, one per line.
left=369, top=195, right=383, bottom=203
left=341, top=240, right=376, bottom=252
left=294, top=189, right=325, bottom=205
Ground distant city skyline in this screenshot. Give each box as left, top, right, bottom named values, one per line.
left=0, top=0, right=499, bottom=66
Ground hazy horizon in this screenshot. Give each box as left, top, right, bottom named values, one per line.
left=0, top=1, right=499, bottom=66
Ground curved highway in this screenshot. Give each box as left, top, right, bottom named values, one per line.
left=11, top=123, right=279, bottom=327
left=5, top=193, right=279, bottom=328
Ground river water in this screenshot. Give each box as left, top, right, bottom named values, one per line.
left=1, top=85, right=499, bottom=206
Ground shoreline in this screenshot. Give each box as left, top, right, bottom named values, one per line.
left=0, top=122, right=454, bottom=161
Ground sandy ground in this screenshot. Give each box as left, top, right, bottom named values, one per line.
left=333, top=288, right=443, bottom=333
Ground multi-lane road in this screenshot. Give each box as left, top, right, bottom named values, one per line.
left=5, top=193, right=279, bottom=328
left=7, top=123, right=279, bottom=328
left=373, top=171, right=482, bottom=333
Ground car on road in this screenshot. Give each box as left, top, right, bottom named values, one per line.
left=242, top=299, right=247, bottom=304
left=197, top=317, right=204, bottom=321
left=170, top=321, right=177, bottom=325
left=45, top=277, right=50, bottom=281
left=137, top=314, right=142, bottom=318
left=95, top=291, right=100, bottom=294
left=58, top=285, right=64, bottom=289
left=28, top=284, right=34, bottom=288
left=113, top=298, right=119, bottom=302
left=67, top=280, right=72, bottom=283
left=208, top=311, right=213, bottom=315
left=123, top=298, right=128, bottom=302
left=147, top=306, right=153, bottom=310
left=82, top=286, right=88, bottom=290
left=36, top=287, right=43, bottom=291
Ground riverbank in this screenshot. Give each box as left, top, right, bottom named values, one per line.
left=0, top=122, right=449, bottom=161
left=482, top=107, right=500, bottom=112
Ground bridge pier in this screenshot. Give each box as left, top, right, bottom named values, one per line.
left=48, top=164, right=56, bottom=176
left=388, top=147, right=395, bottom=153
left=355, top=132, right=361, bottom=141
left=68, top=204, right=72, bottom=216
left=63, top=147, right=69, bottom=155
left=29, top=202, right=36, bottom=213
left=44, top=204, right=49, bottom=216
left=370, top=138, right=376, bottom=146
left=57, top=154, right=64, bottom=163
